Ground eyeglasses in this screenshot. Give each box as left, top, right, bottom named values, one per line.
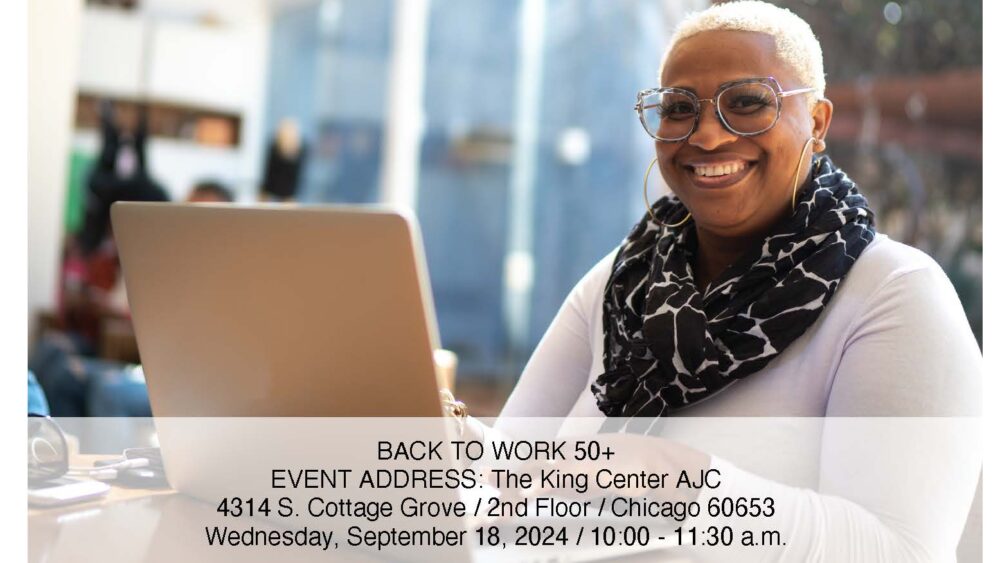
left=635, top=77, right=815, bottom=142
left=27, top=415, right=164, bottom=486
left=28, top=414, right=70, bottom=485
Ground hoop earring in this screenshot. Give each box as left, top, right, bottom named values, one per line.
left=790, top=137, right=820, bottom=212
left=643, top=157, right=691, bottom=228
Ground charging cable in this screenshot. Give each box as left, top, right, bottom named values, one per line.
left=67, top=458, right=151, bottom=480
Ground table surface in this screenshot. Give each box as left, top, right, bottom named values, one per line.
left=28, top=455, right=379, bottom=563
left=28, top=455, right=174, bottom=515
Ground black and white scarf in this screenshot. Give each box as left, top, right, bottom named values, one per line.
left=591, top=155, right=876, bottom=419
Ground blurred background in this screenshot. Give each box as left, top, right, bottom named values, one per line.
left=27, top=0, right=981, bottom=419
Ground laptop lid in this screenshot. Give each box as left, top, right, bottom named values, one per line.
left=112, top=202, right=443, bottom=417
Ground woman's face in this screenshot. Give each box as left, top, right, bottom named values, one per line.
left=656, top=30, right=832, bottom=239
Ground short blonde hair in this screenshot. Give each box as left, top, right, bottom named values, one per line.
left=662, top=1, right=825, bottom=103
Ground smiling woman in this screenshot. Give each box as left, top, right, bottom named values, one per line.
left=496, top=1, right=980, bottom=560
left=652, top=27, right=834, bottom=287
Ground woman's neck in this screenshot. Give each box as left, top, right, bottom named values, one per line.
left=693, top=227, right=763, bottom=292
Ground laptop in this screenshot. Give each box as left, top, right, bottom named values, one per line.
left=112, top=202, right=444, bottom=417
left=112, top=202, right=675, bottom=562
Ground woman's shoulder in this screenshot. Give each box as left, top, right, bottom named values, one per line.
left=852, top=233, right=942, bottom=278
left=568, top=247, right=619, bottom=300
left=827, top=235, right=981, bottom=417
left=841, top=233, right=955, bottom=300
left=835, top=233, right=978, bottom=363
left=559, top=247, right=620, bottom=332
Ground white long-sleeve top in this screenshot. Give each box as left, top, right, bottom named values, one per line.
left=496, top=234, right=982, bottom=561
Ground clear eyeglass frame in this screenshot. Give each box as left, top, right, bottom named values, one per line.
left=28, top=414, right=70, bottom=485
left=635, top=76, right=816, bottom=142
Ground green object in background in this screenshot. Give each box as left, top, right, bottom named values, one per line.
left=65, top=150, right=94, bottom=235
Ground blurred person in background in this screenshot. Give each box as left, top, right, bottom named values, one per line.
left=27, top=372, right=49, bottom=416
left=260, top=117, right=307, bottom=201
left=78, top=100, right=168, bottom=253
left=33, top=178, right=236, bottom=417
left=186, top=180, right=235, bottom=203
left=60, top=100, right=168, bottom=354
left=493, top=2, right=980, bottom=560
